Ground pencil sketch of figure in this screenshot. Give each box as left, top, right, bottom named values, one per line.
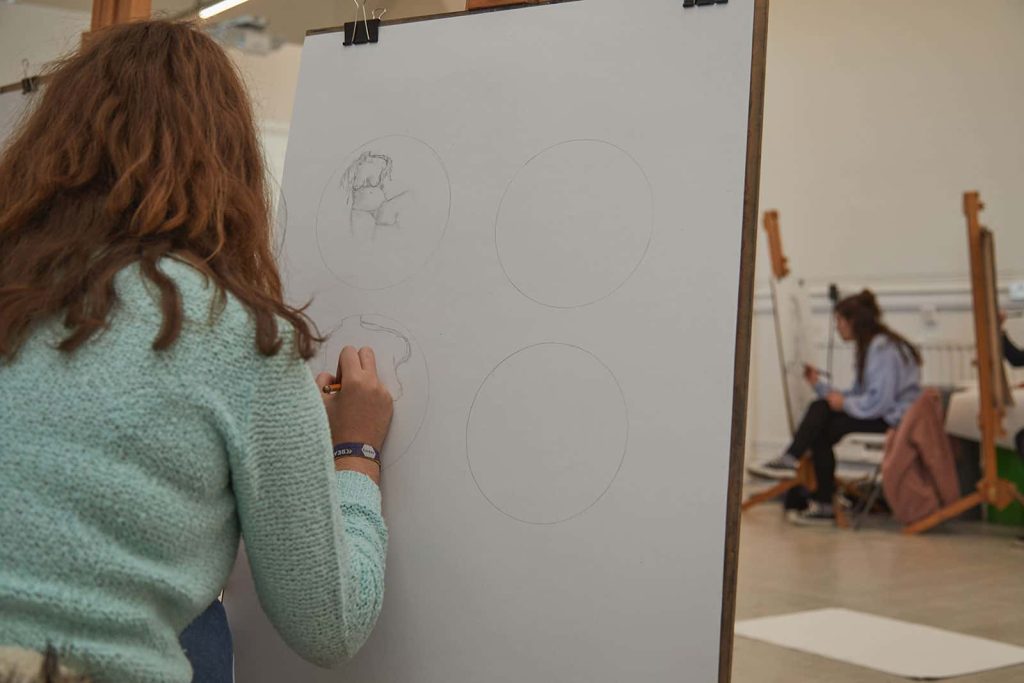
left=340, top=151, right=413, bottom=241
left=315, top=134, right=451, bottom=290
left=320, top=312, right=429, bottom=464
left=356, top=315, right=412, bottom=402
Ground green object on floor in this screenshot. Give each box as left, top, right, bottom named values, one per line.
left=987, top=446, right=1024, bottom=526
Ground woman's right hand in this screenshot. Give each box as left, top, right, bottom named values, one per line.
left=803, top=363, right=819, bottom=386
left=316, top=346, right=394, bottom=469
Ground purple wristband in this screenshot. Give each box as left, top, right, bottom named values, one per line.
left=333, top=442, right=380, bottom=464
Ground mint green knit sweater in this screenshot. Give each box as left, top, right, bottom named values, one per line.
left=0, top=259, right=388, bottom=682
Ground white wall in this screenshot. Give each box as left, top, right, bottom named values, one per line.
left=749, top=0, right=1024, bottom=458
left=229, top=44, right=302, bottom=130
left=0, top=3, right=89, bottom=85
left=758, top=0, right=1024, bottom=286
left=0, top=3, right=297, bottom=205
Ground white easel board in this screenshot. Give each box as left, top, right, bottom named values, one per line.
left=225, top=1, right=766, bottom=681
left=769, top=275, right=816, bottom=434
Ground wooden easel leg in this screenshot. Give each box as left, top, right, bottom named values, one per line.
left=833, top=497, right=850, bottom=529
left=1013, top=487, right=1024, bottom=507
left=742, top=458, right=817, bottom=512
left=903, top=492, right=983, bottom=535
left=903, top=477, right=1024, bottom=535
left=741, top=479, right=800, bottom=511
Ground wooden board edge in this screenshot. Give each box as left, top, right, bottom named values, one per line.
left=718, top=1, right=769, bottom=682
left=0, top=74, right=49, bottom=95
left=305, top=0, right=582, bottom=38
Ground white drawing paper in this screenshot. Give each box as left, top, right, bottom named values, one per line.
left=225, top=2, right=759, bottom=681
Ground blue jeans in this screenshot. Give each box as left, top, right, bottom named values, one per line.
left=179, top=600, right=233, bottom=683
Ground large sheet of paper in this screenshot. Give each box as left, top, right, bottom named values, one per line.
left=226, top=1, right=759, bottom=680
left=737, top=608, right=1024, bottom=679
left=769, top=276, right=817, bottom=434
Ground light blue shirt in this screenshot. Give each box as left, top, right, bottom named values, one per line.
left=816, top=335, right=921, bottom=425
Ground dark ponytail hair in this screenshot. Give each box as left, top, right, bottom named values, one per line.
left=834, top=289, right=922, bottom=384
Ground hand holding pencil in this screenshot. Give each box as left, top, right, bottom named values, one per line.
left=802, top=363, right=830, bottom=387
left=316, top=346, right=394, bottom=476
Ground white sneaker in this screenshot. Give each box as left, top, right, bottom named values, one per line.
left=787, top=501, right=835, bottom=526
left=747, top=453, right=799, bottom=480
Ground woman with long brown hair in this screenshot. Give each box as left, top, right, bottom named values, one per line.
left=0, top=20, right=394, bottom=682
left=750, top=290, right=922, bottom=525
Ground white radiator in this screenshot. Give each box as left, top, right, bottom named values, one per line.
left=809, top=340, right=1016, bottom=388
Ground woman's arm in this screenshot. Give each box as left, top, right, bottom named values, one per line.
left=229, top=343, right=387, bottom=667
left=1004, top=333, right=1024, bottom=368
left=842, top=344, right=901, bottom=420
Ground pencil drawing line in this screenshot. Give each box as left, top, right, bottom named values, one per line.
left=465, top=342, right=629, bottom=526
left=320, top=313, right=430, bottom=469
left=340, top=151, right=414, bottom=239
left=313, top=134, right=453, bottom=291
left=358, top=315, right=412, bottom=402
left=493, top=138, right=655, bottom=310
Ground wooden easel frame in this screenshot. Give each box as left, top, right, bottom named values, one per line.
left=762, top=209, right=789, bottom=281
left=720, top=4, right=769, bottom=680
left=762, top=209, right=800, bottom=433
left=90, top=0, right=151, bottom=32
left=903, top=192, right=1024, bottom=534
left=467, top=0, right=547, bottom=9
left=307, top=2, right=768, bottom=681
left=0, top=78, right=44, bottom=96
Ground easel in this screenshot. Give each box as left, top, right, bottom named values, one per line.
left=90, top=0, right=150, bottom=32
left=741, top=210, right=852, bottom=528
left=763, top=209, right=797, bottom=433
left=0, top=74, right=42, bottom=97
left=466, top=0, right=546, bottom=9
left=903, top=192, right=1024, bottom=534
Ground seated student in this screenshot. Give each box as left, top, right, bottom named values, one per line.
left=751, top=290, right=922, bottom=524
left=0, top=21, right=394, bottom=683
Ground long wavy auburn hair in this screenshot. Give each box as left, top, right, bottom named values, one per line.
left=0, top=20, right=317, bottom=361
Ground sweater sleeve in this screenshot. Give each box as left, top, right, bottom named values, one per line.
left=843, top=345, right=900, bottom=420
left=229, top=343, right=387, bottom=667
left=813, top=378, right=831, bottom=398
left=1004, top=333, right=1024, bottom=368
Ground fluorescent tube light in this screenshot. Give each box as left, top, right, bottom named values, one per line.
left=199, top=0, right=250, bottom=20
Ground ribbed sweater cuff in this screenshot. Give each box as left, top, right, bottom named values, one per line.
left=334, top=470, right=382, bottom=509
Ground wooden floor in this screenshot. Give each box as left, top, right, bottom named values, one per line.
left=732, top=504, right=1024, bottom=682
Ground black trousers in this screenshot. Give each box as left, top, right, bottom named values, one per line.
left=786, top=399, right=889, bottom=503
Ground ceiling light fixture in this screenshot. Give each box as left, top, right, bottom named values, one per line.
left=199, top=0, right=251, bottom=20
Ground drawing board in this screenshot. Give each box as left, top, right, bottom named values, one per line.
left=761, top=210, right=815, bottom=435
left=769, top=276, right=816, bottom=435
left=224, top=1, right=767, bottom=681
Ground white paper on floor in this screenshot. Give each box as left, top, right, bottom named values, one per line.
left=735, top=608, right=1024, bottom=680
